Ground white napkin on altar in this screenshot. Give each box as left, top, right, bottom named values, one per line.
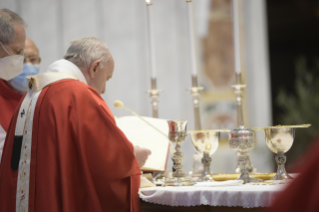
left=193, top=180, right=244, bottom=187
left=140, top=176, right=156, bottom=188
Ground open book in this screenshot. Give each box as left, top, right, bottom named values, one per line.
left=115, top=116, right=170, bottom=172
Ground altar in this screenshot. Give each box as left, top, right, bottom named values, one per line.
left=139, top=183, right=287, bottom=211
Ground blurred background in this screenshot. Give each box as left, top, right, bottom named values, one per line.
left=2, top=0, right=318, bottom=174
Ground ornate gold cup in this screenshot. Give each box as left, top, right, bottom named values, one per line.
left=229, top=126, right=263, bottom=184
left=164, top=120, right=196, bottom=186
left=189, top=130, right=228, bottom=182
left=254, top=124, right=310, bottom=181
left=264, top=127, right=294, bottom=181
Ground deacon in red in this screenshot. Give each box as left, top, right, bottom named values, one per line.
left=0, top=8, right=41, bottom=161
left=0, top=37, right=149, bottom=212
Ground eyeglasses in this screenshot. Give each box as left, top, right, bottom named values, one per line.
left=24, top=55, right=41, bottom=64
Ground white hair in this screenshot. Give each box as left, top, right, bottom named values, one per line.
left=0, top=9, right=27, bottom=45
left=64, top=37, right=111, bottom=70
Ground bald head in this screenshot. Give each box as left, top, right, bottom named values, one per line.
left=24, top=38, right=41, bottom=64
left=25, top=38, right=38, bottom=53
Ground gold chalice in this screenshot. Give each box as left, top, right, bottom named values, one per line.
left=164, top=120, right=196, bottom=186
left=189, top=129, right=229, bottom=182
left=254, top=124, right=310, bottom=181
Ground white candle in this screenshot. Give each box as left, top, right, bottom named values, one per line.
left=186, top=0, right=198, bottom=76
left=232, top=0, right=241, bottom=74
left=146, top=0, right=157, bottom=78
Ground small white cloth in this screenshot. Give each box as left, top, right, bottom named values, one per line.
left=139, top=183, right=288, bottom=208
left=140, top=176, right=156, bottom=188
left=193, top=180, right=243, bottom=187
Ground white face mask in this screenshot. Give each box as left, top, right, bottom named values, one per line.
left=0, top=42, right=24, bottom=81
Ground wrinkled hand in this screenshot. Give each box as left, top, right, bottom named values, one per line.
left=134, top=146, right=152, bottom=168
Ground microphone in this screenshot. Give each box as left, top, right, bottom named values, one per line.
left=114, top=100, right=168, bottom=138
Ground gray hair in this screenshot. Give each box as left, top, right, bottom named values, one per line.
left=64, top=37, right=111, bottom=70
left=0, top=8, right=27, bottom=45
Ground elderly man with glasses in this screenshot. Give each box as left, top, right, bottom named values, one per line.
left=0, top=9, right=40, bottom=162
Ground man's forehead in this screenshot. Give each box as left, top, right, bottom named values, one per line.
left=25, top=39, right=39, bottom=54
left=10, top=23, right=26, bottom=50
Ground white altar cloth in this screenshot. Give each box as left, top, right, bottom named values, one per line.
left=139, top=183, right=288, bottom=208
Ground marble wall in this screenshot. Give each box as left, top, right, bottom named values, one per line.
left=1, top=0, right=273, bottom=173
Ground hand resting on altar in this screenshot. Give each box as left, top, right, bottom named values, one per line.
left=134, top=145, right=152, bottom=168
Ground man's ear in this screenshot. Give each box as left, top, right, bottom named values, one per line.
left=89, top=60, right=101, bottom=78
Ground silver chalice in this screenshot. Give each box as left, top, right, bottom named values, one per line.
left=255, top=124, right=310, bottom=181
left=229, top=126, right=263, bottom=184
left=164, top=120, right=196, bottom=186
left=189, top=130, right=229, bottom=182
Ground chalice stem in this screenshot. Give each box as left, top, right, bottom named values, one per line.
left=277, top=164, right=288, bottom=176
left=203, top=164, right=210, bottom=176
left=173, top=143, right=185, bottom=178
left=246, top=154, right=256, bottom=173
left=201, top=152, right=213, bottom=181
left=239, top=152, right=248, bottom=176
left=236, top=151, right=262, bottom=183
left=273, top=153, right=293, bottom=180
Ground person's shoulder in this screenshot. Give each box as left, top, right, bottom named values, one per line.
left=47, top=79, right=88, bottom=94
left=46, top=79, right=103, bottom=102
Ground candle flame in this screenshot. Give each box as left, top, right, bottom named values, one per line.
left=146, top=0, right=152, bottom=5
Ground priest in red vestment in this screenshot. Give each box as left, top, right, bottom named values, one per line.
left=0, top=37, right=149, bottom=212
left=0, top=10, right=42, bottom=161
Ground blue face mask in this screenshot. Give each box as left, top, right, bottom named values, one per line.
left=10, top=63, right=39, bottom=93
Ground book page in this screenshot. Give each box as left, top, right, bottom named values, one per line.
left=116, top=116, right=169, bottom=172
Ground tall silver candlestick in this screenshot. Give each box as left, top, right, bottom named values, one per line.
left=231, top=0, right=257, bottom=174
left=190, top=75, right=203, bottom=130
left=232, top=73, right=257, bottom=174
left=146, top=0, right=161, bottom=118
left=148, top=78, right=161, bottom=118
left=186, top=0, right=203, bottom=130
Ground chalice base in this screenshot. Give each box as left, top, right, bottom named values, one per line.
left=195, top=173, right=214, bottom=182
left=269, top=164, right=294, bottom=181
left=237, top=173, right=263, bottom=184
left=202, top=174, right=214, bottom=182
left=164, top=177, right=196, bottom=186
left=269, top=173, right=294, bottom=181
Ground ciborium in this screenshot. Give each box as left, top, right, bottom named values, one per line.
left=164, top=120, right=196, bottom=186
left=229, top=126, right=263, bottom=184
left=189, top=130, right=229, bottom=182
left=254, top=124, right=310, bottom=181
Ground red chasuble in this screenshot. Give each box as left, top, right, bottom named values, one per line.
left=0, top=79, right=141, bottom=212
left=270, top=139, right=319, bottom=211
left=0, top=79, right=23, bottom=132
